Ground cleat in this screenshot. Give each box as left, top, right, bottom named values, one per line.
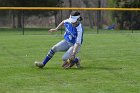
left=34, top=61, right=45, bottom=68
left=76, top=61, right=80, bottom=68
left=69, top=62, right=75, bottom=68
left=75, top=58, right=81, bottom=68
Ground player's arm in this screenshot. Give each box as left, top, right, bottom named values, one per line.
left=69, top=43, right=80, bottom=60
left=49, top=20, right=64, bottom=32
left=71, top=25, right=83, bottom=60
left=72, top=43, right=80, bottom=56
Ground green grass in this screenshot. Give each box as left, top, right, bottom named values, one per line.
left=0, top=29, right=140, bottom=93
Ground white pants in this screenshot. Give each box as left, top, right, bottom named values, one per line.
left=51, top=40, right=80, bottom=61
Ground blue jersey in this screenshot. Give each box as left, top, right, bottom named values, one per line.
left=63, top=19, right=84, bottom=44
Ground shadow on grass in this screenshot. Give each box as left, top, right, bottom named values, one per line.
left=32, top=65, right=85, bottom=70
left=32, top=64, right=122, bottom=71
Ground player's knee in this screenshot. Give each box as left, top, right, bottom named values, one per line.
left=62, top=55, right=68, bottom=61
left=51, top=45, right=58, bottom=52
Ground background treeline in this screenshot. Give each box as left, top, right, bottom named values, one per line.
left=0, top=0, right=139, bottom=30
left=114, top=0, right=140, bottom=30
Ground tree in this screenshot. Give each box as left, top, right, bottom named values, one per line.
left=97, top=0, right=103, bottom=29
left=0, top=0, right=61, bottom=7
left=0, top=0, right=62, bottom=28
left=115, top=0, right=140, bottom=30
left=69, top=0, right=72, bottom=14
left=82, top=0, right=94, bottom=29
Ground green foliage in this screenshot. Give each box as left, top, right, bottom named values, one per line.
left=0, top=30, right=140, bottom=93
left=0, top=0, right=63, bottom=28
left=0, top=0, right=61, bottom=7
left=115, top=0, right=140, bottom=30
left=108, top=0, right=116, bottom=7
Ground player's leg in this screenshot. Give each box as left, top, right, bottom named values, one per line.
left=35, top=40, right=70, bottom=68
left=42, top=40, right=70, bottom=65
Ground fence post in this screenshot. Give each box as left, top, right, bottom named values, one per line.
left=22, top=10, right=24, bottom=35
left=96, top=10, right=99, bottom=34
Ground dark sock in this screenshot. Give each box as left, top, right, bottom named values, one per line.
left=42, top=49, right=55, bottom=65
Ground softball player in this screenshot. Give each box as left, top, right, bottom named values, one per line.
left=35, top=11, right=84, bottom=68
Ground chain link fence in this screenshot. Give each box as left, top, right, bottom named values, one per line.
left=0, top=9, right=139, bottom=35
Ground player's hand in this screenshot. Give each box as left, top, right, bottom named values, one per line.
left=49, top=28, right=57, bottom=32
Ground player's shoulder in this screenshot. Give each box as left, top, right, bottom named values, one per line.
left=76, top=23, right=82, bottom=29
left=76, top=23, right=84, bottom=32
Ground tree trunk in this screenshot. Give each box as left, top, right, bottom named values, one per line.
left=54, top=11, right=60, bottom=27
left=69, top=0, right=72, bottom=14
left=12, top=11, right=16, bottom=28
left=17, top=11, right=22, bottom=28
left=98, top=0, right=103, bottom=29
left=82, top=0, right=94, bottom=29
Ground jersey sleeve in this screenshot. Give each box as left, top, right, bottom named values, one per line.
left=63, top=19, right=71, bottom=23
left=76, top=24, right=84, bottom=44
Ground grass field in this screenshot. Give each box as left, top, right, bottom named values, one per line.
left=0, top=29, right=140, bottom=93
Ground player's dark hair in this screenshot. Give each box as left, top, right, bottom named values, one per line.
left=70, top=11, right=83, bottom=21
